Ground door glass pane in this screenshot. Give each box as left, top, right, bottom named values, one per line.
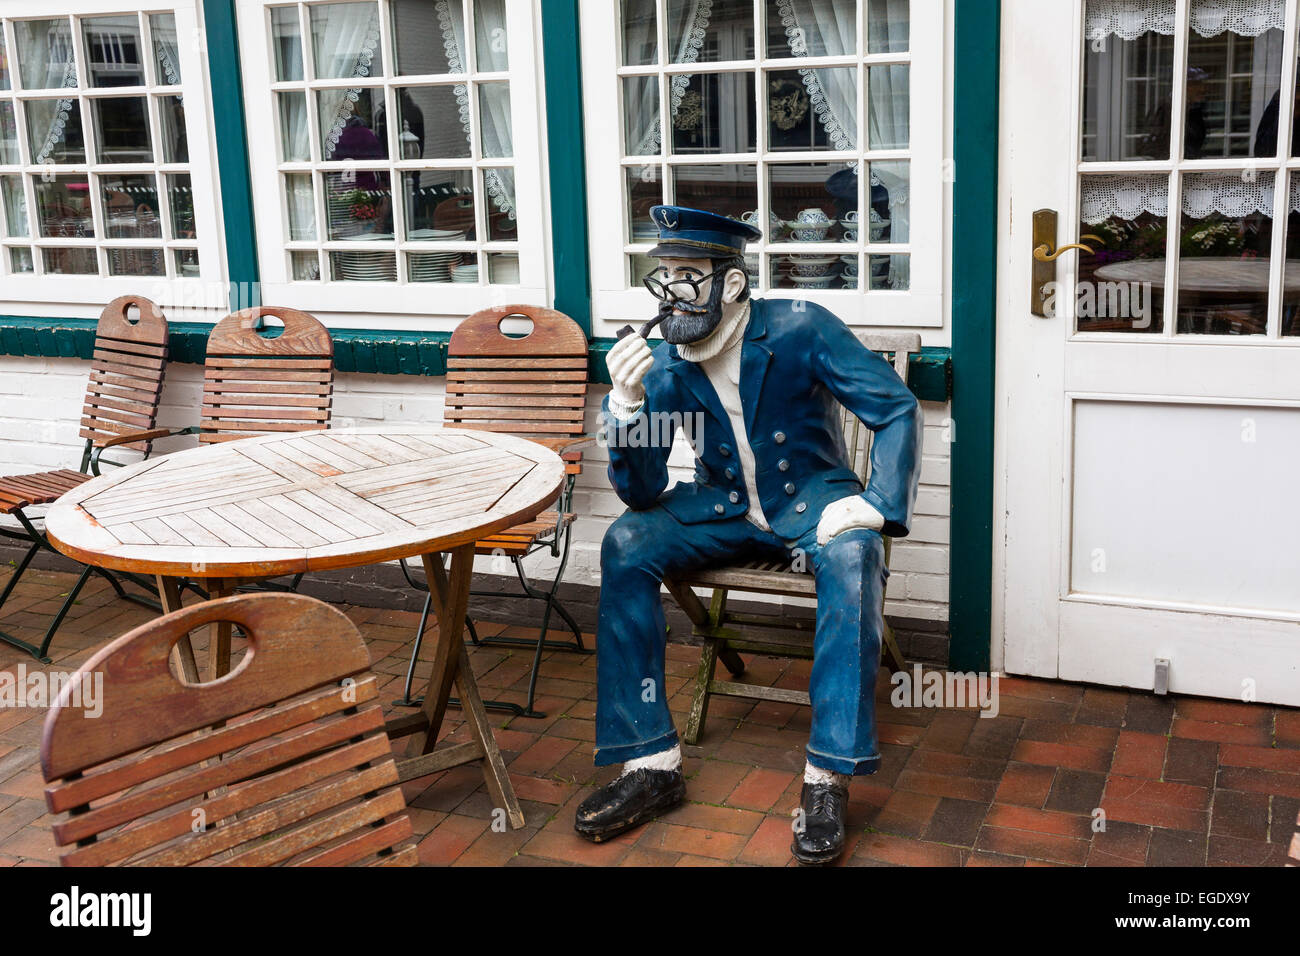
left=1185, top=1, right=1284, bottom=159
left=1177, top=170, right=1271, bottom=334
left=1081, top=0, right=1175, bottom=161
left=671, top=0, right=753, bottom=63
left=1077, top=174, right=1167, bottom=333
left=1282, top=172, right=1300, bottom=334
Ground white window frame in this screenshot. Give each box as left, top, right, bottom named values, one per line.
left=237, top=0, right=550, bottom=322
left=0, top=1, right=225, bottom=311
left=580, top=0, right=945, bottom=334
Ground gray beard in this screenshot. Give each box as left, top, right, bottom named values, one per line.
left=659, top=291, right=724, bottom=345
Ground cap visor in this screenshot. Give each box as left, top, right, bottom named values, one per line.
left=648, top=242, right=739, bottom=260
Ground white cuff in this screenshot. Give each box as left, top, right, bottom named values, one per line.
left=606, top=393, right=644, bottom=423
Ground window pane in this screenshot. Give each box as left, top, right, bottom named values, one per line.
left=157, top=95, right=188, bottom=163
left=487, top=251, right=518, bottom=283
left=324, top=169, right=392, bottom=237
left=108, top=247, right=164, bottom=276
left=319, top=88, right=387, bottom=160
left=43, top=247, right=97, bottom=274
left=476, top=0, right=509, bottom=70
left=92, top=97, right=152, bottom=163
left=0, top=33, right=9, bottom=90
left=769, top=161, right=856, bottom=231
left=0, top=102, right=19, bottom=164
left=175, top=248, right=200, bottom=276
left=407, top=251, right=459, bottom=281
left=1, top=175, right=28, bottom=236
left=11, top=248, right=33, bottom=272
left=1077, top=174, right=1167, bottom=333
left=26, top=99, right=85, bottom=164
left=626, top=164, right=662, bottom=242
left=311, top=2, right=383, bottom=80
left=151, top=13, right=183, bottom=85
left=1081, top=1, right=1175, bottom=162
left=671, top=71, right=755, bottom=154
left=768, top=68, right=855, bottom=151
left=82, top=15, right=145, bottom=88
left=451, top=252, right=478, bottom=283
left=670, top=0, right=753, bottom=63
left=35, top=176, right=93, bottom=238
left=868, top=0, right=909, bottom=53
left=396, top=86, right=469, bottom=159
left=392, top=0, right=462, bottom=75
left=623, top=76, right=659, bottom=156
left=101, top=173, right=161, bottom=238
left=291, top=250, right=320, bottom=280
left=622, top=0, right=657, bottom=65
left=1185, top=7, right=1284, bottom=159
left=867, top=64, right=908, bottom=149
left=673, top=163, right=756, bottom=221
left=168, top=173, right=195, bottom=238
left=479, top=82, right=511, bottom=157
left=770, top=253, right=840, bottom=290
left=331, top=249, right=395, bottom=281
left=285, top=173, right=316, bottom=240
left=766, top=0, right=856, bottom=58
left=869, top=253, right=908, bottom=289
left=485, top=168, right=515, bottom=240
left=279, top=91, right=310, bottom=161
left=1284, top=173, right=1300, bottom=334
left=271, top=6, right=304, bottom=81
left=1177, top=171, right=1271, bottom=334
left=868, top=160, right=908, bottom=242
left=15, top=19, right=76, bottom=91
left=403, top=169, right=472, bottom=237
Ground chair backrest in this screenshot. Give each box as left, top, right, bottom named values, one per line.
left=445, top=305, right=589, bottom=468
left=41, top=593, right=416, bottom=867
left=81, top=294, right=170, bottom=456
left=200, top=306, right=334, bottom=443
left=840, top=332, right=922, bottom=483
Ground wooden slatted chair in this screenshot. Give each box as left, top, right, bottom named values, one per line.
left=664, top=332, right=923, bottom=744
left=0, top=295, right=171, bottom=662
left=395, top=305, right=591, bottom=718
left=40, top=592, right=417, bottom=867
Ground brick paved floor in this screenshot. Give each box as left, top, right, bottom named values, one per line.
left=1, top=566, right=1298, bottom=867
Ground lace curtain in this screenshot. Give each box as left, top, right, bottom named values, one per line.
left=1079, top=172, right=1300, bottom=223
left=624, top=0, right=714, bottom=156
left=16, top=20, right=78, bottom=165
left=1085, top=0, right=1284, bottom=40
left=318, top=4, right=382, bottom=160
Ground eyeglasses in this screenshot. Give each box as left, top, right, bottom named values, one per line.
left=642, top=266, right=729, bottom=303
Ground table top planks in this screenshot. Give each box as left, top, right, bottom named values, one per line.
left=45, top=426, right=566, bottom=578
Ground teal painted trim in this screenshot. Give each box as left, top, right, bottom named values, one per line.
left=0, top=317, right=448, bottom=376
left=540, top=0, right=592, bottom=335
left=202, top=0, right=260, bottom=310
left=589, top=337, right=952, bottom=403
left=948, top=0, right=999, bottom=671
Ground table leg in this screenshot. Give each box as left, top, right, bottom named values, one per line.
left=157, top=575, right=200, bottom=684
left=396, top=545, right=524, bottom=829
left=208, top=578, right=234, bottom=681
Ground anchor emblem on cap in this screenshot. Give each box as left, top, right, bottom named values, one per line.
left=654, top=208, right=678, bottom=230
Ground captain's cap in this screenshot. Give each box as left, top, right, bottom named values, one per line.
left=648, top=205, right=762, bottom=260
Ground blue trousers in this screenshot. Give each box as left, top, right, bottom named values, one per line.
left=594, top=505, right=888, bottom=776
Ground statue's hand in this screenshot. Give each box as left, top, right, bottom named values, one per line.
left=816, top=495, right=885, bottom=546
left=607, top=331, right=654, bottom=412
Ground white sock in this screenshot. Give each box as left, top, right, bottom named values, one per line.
left=804, top=761, right=851, bottom=788
left=621, top=743, right=683, bottom=777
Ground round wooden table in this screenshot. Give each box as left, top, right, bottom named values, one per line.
left=46, top=426, right=565, bottom=829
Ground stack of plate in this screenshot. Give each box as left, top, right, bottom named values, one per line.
left=452, top=263, right=479, bottom=283
left=408, top=251, right=462, bottom=282
left=334, top=251, right=397, bottom=281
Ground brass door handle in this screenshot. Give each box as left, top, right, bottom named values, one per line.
left=1033, top=236, right=1104, bottom=262
left=1032, top=209, right=1107, bottom=317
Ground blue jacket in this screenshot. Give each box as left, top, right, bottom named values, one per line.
left=601, top=298, right=924, bottom=540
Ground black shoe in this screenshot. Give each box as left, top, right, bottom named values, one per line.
left=791, top=781, right=849, bottom=865
left=574, top=767, right=686, bottom=842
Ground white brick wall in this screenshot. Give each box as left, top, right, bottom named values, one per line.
left=0, top=356, right=951, bottom=621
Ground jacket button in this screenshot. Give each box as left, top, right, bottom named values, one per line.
left=724, top=467, right=735, bottom=480
left=719, top=443, right=732, bottom=457
left=778, top=459, right=789, bottom=471
left=795, top=502, right=807, bottom=513
left=784, top=482, right=795, bottom=495
left=773, top=431, right=786, bottom=444
left=714, top=503, right=725, bottom=514
left=729, top=491, right=740, bottom=504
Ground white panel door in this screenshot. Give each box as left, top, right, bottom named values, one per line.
left=998, top=0, right=1300, bottom=705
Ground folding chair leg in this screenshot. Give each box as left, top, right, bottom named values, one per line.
left=393, top=591, right=434, bottom=708
left=718, top=647, right=746, bottom=677
left=26, top=564, right=97, bottom=662
left=881, top=618, right=906, bottom=674
left=0, top=539, right=40, bottom=612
